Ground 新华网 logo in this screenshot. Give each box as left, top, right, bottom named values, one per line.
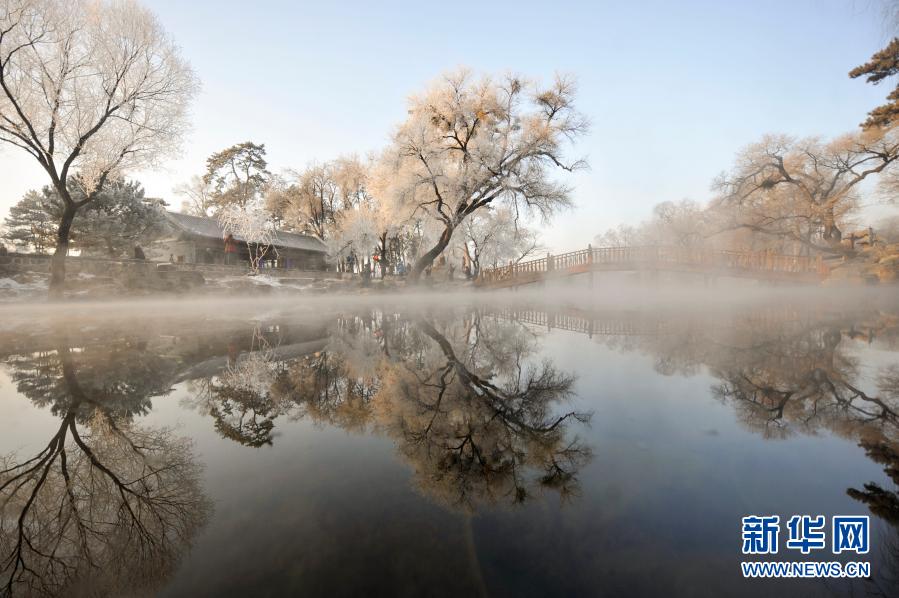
left=740, top=515, right=870, bottom=578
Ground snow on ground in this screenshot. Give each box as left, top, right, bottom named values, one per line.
left=0, top=275, right=49, bottom=302
left=0, top=270, right=354, bottom=302
left=246, top=274, right=284, bottom=287
left=208, top=274, right=320, bottom=294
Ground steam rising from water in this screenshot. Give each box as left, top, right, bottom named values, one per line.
left=1, top=284, right=897, bottom=330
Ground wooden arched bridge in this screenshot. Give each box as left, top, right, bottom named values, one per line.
left=474, top=245, right=829, bottom=288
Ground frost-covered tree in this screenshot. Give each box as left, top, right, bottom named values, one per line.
left=595, top=200, right=710, bottom=250
left=275, top=157, right=370, bottom=241
left=713, top=130, right=899, bottom=254
left=593, top=223, right=642, bottom=248
left=329, top=203, right=380, bottom=271
left=216, top=202, right=277, bottom=273
left=272, top=155, right=412, bottom=273
left=0, top=0, right=198, bottom=295
left=373, top=69, right=587, bottom=282
left=174, top=175, right=215, bottom=217
left=456, top=207, right=541, bottom=277
left=281, top=163, right=341, bottom=240
left=325, top=156, right=412, bottom=274
left=203, top=141, right=270, bottom=210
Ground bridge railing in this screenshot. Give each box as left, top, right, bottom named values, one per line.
left=476, top=245, right=829, bottom=285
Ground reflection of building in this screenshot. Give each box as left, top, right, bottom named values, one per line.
left=150, top=212, right=328, bottom=270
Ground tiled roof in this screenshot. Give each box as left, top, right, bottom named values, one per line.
left=165, top=211, right=327, bottom=253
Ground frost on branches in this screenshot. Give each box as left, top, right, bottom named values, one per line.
left=216, top=204, right=278, bottom=273
left=328, top=205, right=380, bottom=267
left=373, top=68, right=587, bottom=282
left=0, top=0, right=198, bottom=294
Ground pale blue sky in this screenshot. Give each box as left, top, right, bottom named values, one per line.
left=0, top=0, right=896, bottom=250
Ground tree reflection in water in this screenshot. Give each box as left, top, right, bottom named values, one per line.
left=374, top=318, right=590, bottom=509
left=702, top=320, right=899, bottom=595
left=4, top=305, right=899, bottom=595
left=206, top=310, right=593, bottom=511
left=0, top=340, right=210, bottom=598
left=208, top=329, right=284, bottom=448
left=567, top=307, right=899, bottom=523
left=491, top=306, right=899, bottom=593
left=707, top=327, right=899, bottom=519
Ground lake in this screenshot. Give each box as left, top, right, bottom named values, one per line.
left=1, top=290, right=898, bottom=597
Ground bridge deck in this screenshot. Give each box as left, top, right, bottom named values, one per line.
left=475, top=246, right=828, bottom=288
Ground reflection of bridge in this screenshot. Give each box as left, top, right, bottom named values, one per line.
left=497, top=308, right=671, bottom=337
left=495, top=305, right=836, bottom=339
left=475, top=246, right=829, bottom=289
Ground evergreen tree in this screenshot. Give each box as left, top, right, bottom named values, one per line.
left=850, top=38, right=899, bottom=129
left=203, top=142, right=271, bottom=210
left=2, top=190, right=58, bottom=253
left=74, top=179, right=168, bottom=257
left=3, top=179, right=166, bottom=257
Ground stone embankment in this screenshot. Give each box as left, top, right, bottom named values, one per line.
left=0, top=252, right=350, bottom=298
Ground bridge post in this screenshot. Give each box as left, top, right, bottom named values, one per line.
left=587, top=244, right=595, bottom=289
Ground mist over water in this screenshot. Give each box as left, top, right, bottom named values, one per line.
left=4, top=0, right=899, bottom=593
left=0, top=287, right=896, bottom=596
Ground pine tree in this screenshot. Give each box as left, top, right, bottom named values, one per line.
left=2, top=189, right=58, bottom=253
left=850, top=38, right=899, bottom=129
left=74, top=179, right=168, bottom=257
left=2, top=179, right=166, bottom=257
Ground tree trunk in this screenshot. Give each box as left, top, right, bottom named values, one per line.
left=49, top=204, right=77, bottom=299
left=379, top=231, right=389, bottom=277
left=822, top=209, right=842, bottom=243
left=409, top=225, right=453, bottom=283
left=461, top=242, right=481, bottom=279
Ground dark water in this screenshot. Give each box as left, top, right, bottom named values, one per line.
left=2, top=294, right=899, bottom=597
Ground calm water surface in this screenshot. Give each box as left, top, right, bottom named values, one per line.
left=1, top=295, right=899, bottom=597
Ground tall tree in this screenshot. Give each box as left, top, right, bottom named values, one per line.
left=203, top=141, right=270, bottom=210
left=712, top=131, right=899, bottom=254
left=0, top=0, right=198, bottom=296
left=372, top=69, right=587, bottom=282
left=275, top=162, right=343, bottom=240
left=323, top=155, right=411, bottom=274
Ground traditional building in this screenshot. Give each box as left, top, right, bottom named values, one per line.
left=149, top=212, right=329, bottom=270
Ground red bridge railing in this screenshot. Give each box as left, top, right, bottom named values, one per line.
left=476, top=245, right=828, bottom=286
